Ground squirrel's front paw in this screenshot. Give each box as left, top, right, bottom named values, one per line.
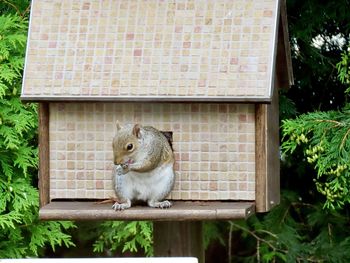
left=148, top=200, right=172, bottom=209
left=114, top=164, right=129, bottom=175
left=112, top=201, right=131, bottom=211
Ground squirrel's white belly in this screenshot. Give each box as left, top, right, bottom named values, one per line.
left=118, top=163, right=175, bottom=202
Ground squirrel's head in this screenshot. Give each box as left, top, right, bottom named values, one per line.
left=112, top=123, right=143, bottom=165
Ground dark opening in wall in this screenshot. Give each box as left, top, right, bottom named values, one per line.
left=161, top=131, right=173, bottom=151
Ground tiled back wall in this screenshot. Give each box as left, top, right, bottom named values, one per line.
left=49, top=103, right=256, bottom=201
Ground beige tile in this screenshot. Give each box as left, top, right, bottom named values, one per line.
left=49, top=102, right=256, bottom=201
left=24, top=0, right=277, bottom=99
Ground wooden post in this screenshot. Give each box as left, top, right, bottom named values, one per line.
left=38, top=102, right=50, bottom=208
left=153, top=221, right=204, bottom=263
left=255, top=82, right=280, bottom=212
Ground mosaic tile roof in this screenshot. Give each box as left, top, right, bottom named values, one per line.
left=22, top=0, right=279, bottom=101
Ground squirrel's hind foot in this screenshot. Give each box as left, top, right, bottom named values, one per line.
left=112, top=199, right=131, bottom=211
left=148, top=200, right=172, bottom=209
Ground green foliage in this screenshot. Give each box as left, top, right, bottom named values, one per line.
left=281, top=47, right=350, bottom=209
left=0, top=14, right=27, bottom=99
left=92, top=221, right=153, bottom=256
left=0, top=0, right=30, bottom=16
left=279, top=91, right=298, bottom=120
left=286, top=0, right=350, bottom=113
left=0, top=10, right=75, bottom=258
left=203, top=221, right=226, bottom=249
left=228, top=191, right=350, bottom=263
left=282, top=109, right=350, bottom=209
left=337, top=46, right=350, bottom=93
left=216, top=1, right=350, bottom=262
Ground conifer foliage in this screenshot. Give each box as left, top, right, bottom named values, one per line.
left=0, top=8, right=75, bottom=258
left=282, top=47, right=350, bottom=210
left=93, top=221, right=153, bottom=256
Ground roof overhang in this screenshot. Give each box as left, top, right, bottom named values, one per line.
left=21, top=0, right=292, bottom=103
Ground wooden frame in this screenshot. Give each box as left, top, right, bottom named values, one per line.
left=255, top=83, right=280, bottom=212
left=38, top=102, right=256, bottom=220
left=37, top=97, right=278, bottom=219
left=37, top=95, right=284, bottom=219
left=38, top=103, right=50, bottom=208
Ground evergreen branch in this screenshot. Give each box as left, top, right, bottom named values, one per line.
left=255, top=229, right=278, bottom=239
left=314, top=119, right=343, bottom=126
left=228, top=222, right=233, bottom=263
left=0, top=0, right=22, bottom=17
left=291, top=202, right=316, bottom=208
left=93, top=221, right=153, bottom=256
left=282, top=105, right=350, bottom=209
left=0, top=12, right=75, bottom=257
left=328, top=223, right=333, bottom=245
left=278, top=205, right=292, bottom=227
left=229, top=221, right=286, bottom=254
left=22, top=4, right=31, bottom=17
left=296, top=256, right=323, bottom=263
left=340, top=127, right=350, bottom=149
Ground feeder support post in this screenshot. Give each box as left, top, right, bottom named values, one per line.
left=153, top=221, right=204, bottom=263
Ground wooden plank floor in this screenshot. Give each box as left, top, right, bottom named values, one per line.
left=39, top=201, right=255, bottom=221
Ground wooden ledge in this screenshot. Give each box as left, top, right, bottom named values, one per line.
left=39, top=201, right=255, bottom=221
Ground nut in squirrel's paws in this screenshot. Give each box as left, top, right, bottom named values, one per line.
left=112, top=201, right=131, bottom=211
left=114, top=164, right=129, bottom=175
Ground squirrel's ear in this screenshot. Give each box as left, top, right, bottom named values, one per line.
left=132, top=124, right=142, bottom=138
left=116, top=121, right=122, bottom=131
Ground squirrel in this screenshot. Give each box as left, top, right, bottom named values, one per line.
left=111, top=123, right=175, bottom=210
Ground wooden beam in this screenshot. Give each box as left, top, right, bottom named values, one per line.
left=255, top=83, right=280, bottom=212
left=39, top=201, right=255, bottom=221
left=38, top=103, right=50, bottom=208
left=277, top=0, right=294, bottom=88
left=20, top=95, right=273, bottom=103
left=154, top=222, right=204, bottom=263
left=255, top=103, right=267, bottom=212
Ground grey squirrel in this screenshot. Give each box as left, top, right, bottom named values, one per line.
left=112, top=123, right=175, bottom=210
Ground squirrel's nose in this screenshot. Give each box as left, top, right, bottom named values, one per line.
left=114, top=157, right=124, bottom=165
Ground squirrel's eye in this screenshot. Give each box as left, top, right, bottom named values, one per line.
left=126, top=143, right=134, bottom=151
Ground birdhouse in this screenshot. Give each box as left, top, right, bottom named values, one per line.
left=22, top=0, right=293, bottom=220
